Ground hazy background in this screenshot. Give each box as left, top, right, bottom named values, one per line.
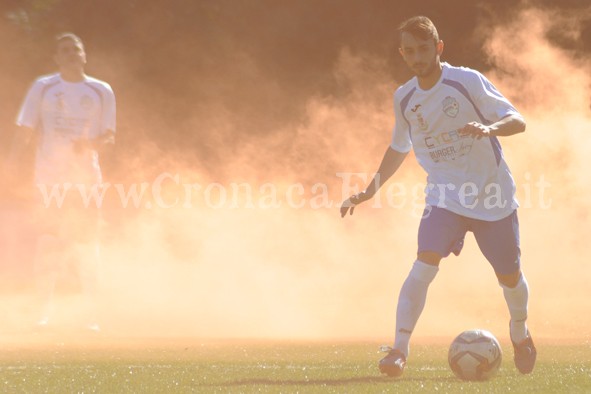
left=0, top=0, right=590, bottom=343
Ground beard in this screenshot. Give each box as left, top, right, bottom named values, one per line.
left=411, top=62, right=436, bottom=78
left=411, top=57, right=438, bottom=78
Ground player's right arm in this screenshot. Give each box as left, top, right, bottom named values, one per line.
left=340, top=147, right=408, bottom=217
left=7, top=126, right=35, bottom=160
left=341, top=146, right=408, bottom=217
left=340, top=88, right=412, bottom=218
left=3, top=80, right=42, bottom=181
left=2, top=126, right=35, bottom=189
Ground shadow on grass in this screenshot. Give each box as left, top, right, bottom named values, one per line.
left=201, top=375, right=458, bottom=388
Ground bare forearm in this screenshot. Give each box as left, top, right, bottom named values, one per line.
left=460, top=114, right=526, bottom=139
left=7, top=127, right=34, bottom=163
left=340, top=146, right=408, bottom=217
left=488, top=114, right=526, bottom=137
left=365, top=147, right=408, bottom=196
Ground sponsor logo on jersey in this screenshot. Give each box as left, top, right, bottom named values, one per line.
left=416, top=111, right=429, bottom=131
left=425, top=129, right=474, bottom=163
left=442, top=96, right=459, bottom=118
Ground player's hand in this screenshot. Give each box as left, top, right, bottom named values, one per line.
left=459, top=121, right=493, bottom=140
left=340, top=191, right=373, bottom=218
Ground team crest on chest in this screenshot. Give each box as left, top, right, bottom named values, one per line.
left=411, top=103, right=429, bottom=131
left=442, top=96, right=459, bottom=118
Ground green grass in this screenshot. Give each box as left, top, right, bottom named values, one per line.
left=0, top=338, right=589, bottom=393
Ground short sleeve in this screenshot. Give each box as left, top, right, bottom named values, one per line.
left=472, top=72, right=520, bottom=123
left=390, top=91, right=413, bottom=153
left=16, top=80, right=43, bottom=129
left=102, top=84, right=116, bottom=133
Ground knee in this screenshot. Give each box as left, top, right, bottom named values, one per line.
left=497, top=269, right=521, bottom=288
left=417, top=251, right=442, bottom=266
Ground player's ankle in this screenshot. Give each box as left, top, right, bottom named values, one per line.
left=510, top=320, right=528, bottom=343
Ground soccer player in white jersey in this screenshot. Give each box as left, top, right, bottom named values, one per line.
left=7, top=33, right=115, bottom=331
left=340, top=16, right=536, bottom=377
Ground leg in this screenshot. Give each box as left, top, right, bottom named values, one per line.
left=72, top=241, right=101, bottom=330
left=34, top=205, right=67, bottom=326
left=498, top=268, right=536, bottom=374
left=472, top=210, right=536, bottom=373
left=496, top=269, right=521, bottom=288
left=34, top=234, right=65, bottom=325
left=472, top=211, right=529, bottom=341
left=393, top=254, right=441, bottom=357
left=394, top=207, right=467, bottom=357
left=381, top=207, right=467, bottom=378
left=68, top=206, right=102, bottom=331
left=497, top=268, right=529, bottom=342
left=381, top=253, right=441, bottom=377
left=416, top=251, right=442, bottom=266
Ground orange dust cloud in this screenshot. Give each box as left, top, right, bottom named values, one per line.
left=1, top=5, right=590, bottom=347
left=478, top=6, right=591, bottom=340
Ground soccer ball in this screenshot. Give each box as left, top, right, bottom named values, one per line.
left=448, top=329, right=502, bottom=381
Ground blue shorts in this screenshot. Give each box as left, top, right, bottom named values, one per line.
left=417, top=206, right=521, bottom=275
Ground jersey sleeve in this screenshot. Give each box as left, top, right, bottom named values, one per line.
left=16, top=80, right=43, bottom=129
left=472, top=71, right=520, bottom=123
left=101, top=84, right=116, bottom=134
left=390, top=91, right=412, bottom=153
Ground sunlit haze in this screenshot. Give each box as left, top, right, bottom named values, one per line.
left=0, top=4, right=590, bottom=346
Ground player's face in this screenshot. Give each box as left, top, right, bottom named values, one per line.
left=55, top=39, right=86, bottom=71
left=399, top=32, right=443, bottom=78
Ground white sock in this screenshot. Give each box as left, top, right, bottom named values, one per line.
left=393, top=260, right=439, bottom=358
left=500, top=273, right=529, bottom=343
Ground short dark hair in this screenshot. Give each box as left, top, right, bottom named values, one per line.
left=398, top=16, right=439, bottom=43
left=55, top=32, right=84, bottom=49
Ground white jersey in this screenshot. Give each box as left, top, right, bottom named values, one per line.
left=16, top=73, right=116, bottom=186
left=391, top=63, right=519, bottom=221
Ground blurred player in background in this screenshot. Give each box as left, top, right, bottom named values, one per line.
left=6, top=33, right=115, bottom=331
left=340, top=16, right=536, bottom=377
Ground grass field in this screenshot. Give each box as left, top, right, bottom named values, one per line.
left=0, top=335, right=589, bottom=393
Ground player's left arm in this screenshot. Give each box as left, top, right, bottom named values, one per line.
left=100, top=84, right=116, bottom=148
left=3, top=126, right=36, bottom=185
left=74, top=84, right=116, bottom=152
left=459, top=113, right=526, bottom=140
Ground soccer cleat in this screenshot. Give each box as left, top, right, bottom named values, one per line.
left=511, top=329, right=537, bottom=374
left=379, top=347, right=406, bottom=377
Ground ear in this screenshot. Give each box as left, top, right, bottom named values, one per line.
left=398, top=47, right=404, bottom=57
left=436, top=40, right=444, bottom=56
